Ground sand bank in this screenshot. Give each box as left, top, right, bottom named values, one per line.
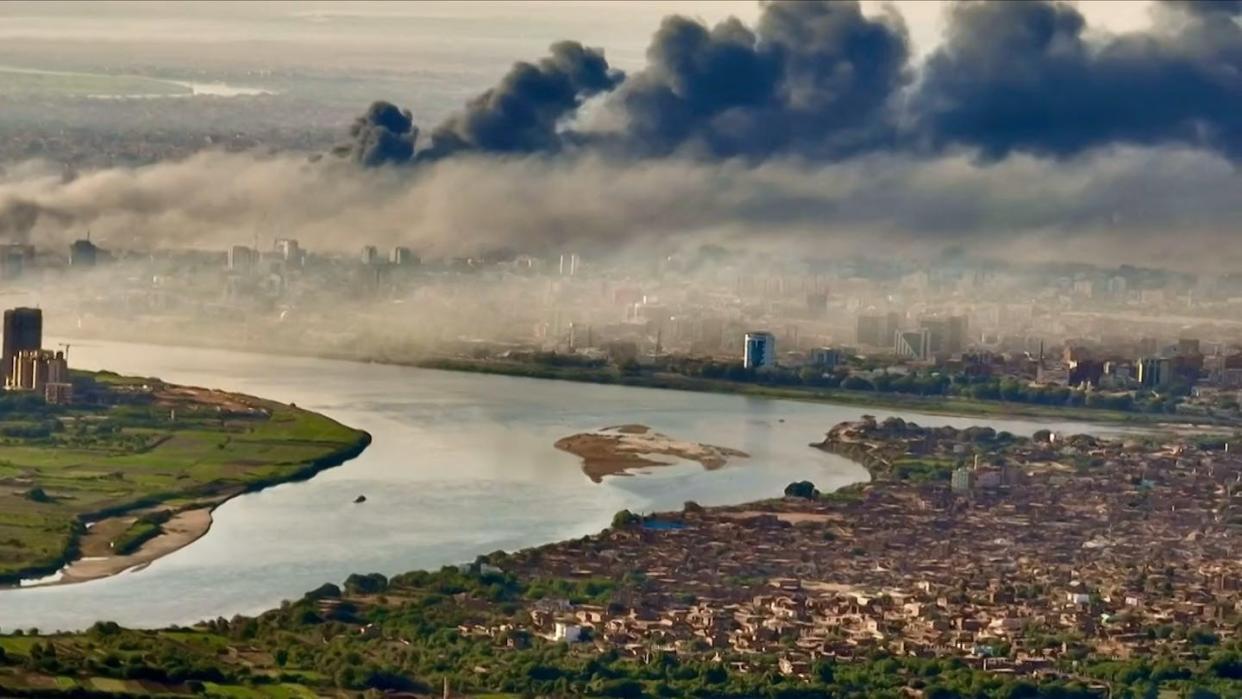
left=555, top=424, right=749, bottom=482
left=30, top=507, right=215, bottom=587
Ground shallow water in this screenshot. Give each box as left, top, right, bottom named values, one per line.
left=0, top=340, right=1116, bottom=632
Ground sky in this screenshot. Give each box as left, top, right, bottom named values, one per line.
left=0, top=1, right=1161, bottom=69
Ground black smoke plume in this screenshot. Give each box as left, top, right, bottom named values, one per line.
left=335, top=101, right=419, bottom=167
left=338, top=0, right=1242, bottom=166
left=602, top=0, right=910, bottom=159
left=423, top=40, right=622, bottom=159
left=909, top=0, right=1242, bottom=159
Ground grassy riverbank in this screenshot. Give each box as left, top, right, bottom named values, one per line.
left=0, top=372, right=370, bottom=585
left=417, top=357, right=1177, bottom=427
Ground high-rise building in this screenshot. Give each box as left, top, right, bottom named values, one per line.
left=228, top=245, right=259, bottom=272
left=856, top=314, right=883, bottom=346
left=883, top=312, right=901, bottom=346
left=559, top=253, right=580, bottom=277
left=274, top=238, right=302, bottom=267
left=361, top=245, right=380, bottom=265
left=1137, top=357, right=1171, bottom=387
left=743, top=331, right=776, bottom=369
left=895, top=329, right=932, bottom=361
left=946, top=315, right=969, bottom=354
left=69, top=238, right=98, bottom=267
left=11, top=349, right=66, bottom=392
left=1178, top=338, right=1201, bottom=356
left=0, top=244, right=31, bottom=280
left=919, top=318, right=948, bottom=355
left=392, top=247, right=418, bottom=266
left=3, top=307, right=41, bottom=386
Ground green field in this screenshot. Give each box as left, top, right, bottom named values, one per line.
left=0, top=373, right=369, bottom=583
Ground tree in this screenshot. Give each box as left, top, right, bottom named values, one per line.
left=611, top=510, right=640, bottom=528
left=343, top=572, right=388, bottom=595
left=784, top=481, right=819, bottom=499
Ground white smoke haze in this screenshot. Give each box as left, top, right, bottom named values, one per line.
left=0, top=146, right=1238, bottom=269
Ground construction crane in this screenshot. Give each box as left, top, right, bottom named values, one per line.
left=58, top=342, right=70, bottom=360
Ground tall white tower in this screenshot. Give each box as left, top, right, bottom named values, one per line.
left=743, top=331, right=776, bottom=369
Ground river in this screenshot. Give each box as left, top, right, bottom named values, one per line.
left=0, top=340, right=1117, bottom=632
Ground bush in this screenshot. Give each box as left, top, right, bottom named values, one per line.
left=343, top=572, right=388, bottom=595
left=23, top=487, right=50, bottom=503
left=784, top=481, right=819, bottom=499
left=304, top=582, right=342, bottom=600
left=611, top=509, right=640, bottom=528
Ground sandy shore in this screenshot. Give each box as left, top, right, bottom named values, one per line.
left=30, top=507, right=215, bottom=587
left=555, top=424, right=749, bottom=482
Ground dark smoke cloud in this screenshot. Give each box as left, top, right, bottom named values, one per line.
left=910, top=0, right=1242, bottom=159
left=1173, top=0, right=1242, bottom=17
left=599, top=1, right=910, bottom=159
left=422, top=41, right=622, bottom=159
left=335, top=101, right=419, bottom=167
left=335, top=1, right=1242, bottom=165
left=336, top=42, right=621, bottom=165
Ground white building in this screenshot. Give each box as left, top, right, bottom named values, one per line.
left=744, top=331, right=776, bottom=369
left=274, top=238, right=302, bottom=266
left=553, top=622, right=583, bottom=643
left=895, top=329, right=931, bottom=361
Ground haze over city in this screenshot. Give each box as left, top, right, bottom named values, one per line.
left=0, top=2, right=1239, bottom=698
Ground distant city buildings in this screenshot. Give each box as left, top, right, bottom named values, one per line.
left=1, top=307, right=72, bottom=402
left=0, top=244, right=32, bottom=280
left=856, top=311, right=900, bottom=348
left=228, top=245, right=259, bottom=273
left=275, top=238, right=303, bottom=267
left=11, top=349, right=68, bottom=392
left=743, top=331, right=776, bottom=369
left=69, top=238, right=98, bottom=267
left=559, top=253, right=580, bottom=277
left=361, top=245, right=380, bottom=265
left=1137, top=357, right=1172, bottom=388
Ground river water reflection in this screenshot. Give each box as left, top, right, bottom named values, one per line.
left=0, top=340, right=1117, bottom=631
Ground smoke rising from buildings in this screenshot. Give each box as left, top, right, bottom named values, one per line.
left=422, top=41, right=623, bottom=159
left=0, top=0, right=1239, bottom=267
left=593, top=0, right=910, bottom=159
left=910, top=0, right=1242, bottom=159
left=337, top=101, right=419, bottom=168
left=0, top=146, right=1238, bottom=269
left=335, top=0, right=1242, bottom=163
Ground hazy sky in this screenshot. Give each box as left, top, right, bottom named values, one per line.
left=0, top=1, right=1160, bottom=70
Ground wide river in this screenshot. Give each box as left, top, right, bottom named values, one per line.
left=0, top=340, right=1116, bottom=632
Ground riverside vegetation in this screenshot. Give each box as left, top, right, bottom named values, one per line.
left=419, top=353, right=1207, bottom=426
left=0, top=370, right=370, bottom=584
